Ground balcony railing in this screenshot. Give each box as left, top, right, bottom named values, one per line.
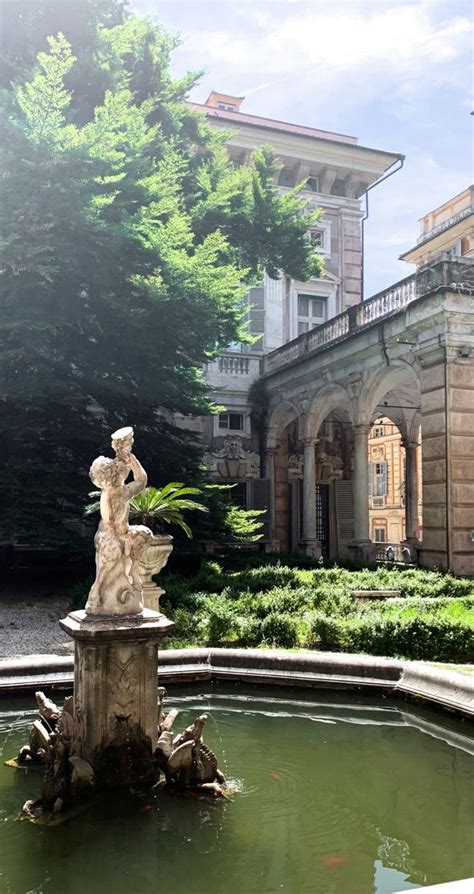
left=417, top=204, right=473, bottom=245
left=206, top=353, right=262, bottom=378
left=264, top=274, right=416, bottom=374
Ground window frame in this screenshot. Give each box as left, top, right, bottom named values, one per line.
left=374, top=526, right=387, bottom=543
left=297, top=292, right=328, bottom=335
left=218, top=411, right=245, bottom=432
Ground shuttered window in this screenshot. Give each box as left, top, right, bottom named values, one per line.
left=245, top=286, right=265, bottom=353
left=335, top=480, right=353, bottom=550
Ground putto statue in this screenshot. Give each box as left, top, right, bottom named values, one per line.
left=85, top=426, right=154, bottom=616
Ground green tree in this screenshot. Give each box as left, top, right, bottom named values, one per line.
left=0, top=18, right=321, bottom=549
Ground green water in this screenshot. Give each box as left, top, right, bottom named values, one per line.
left=0, top=686, right=473, bottom=894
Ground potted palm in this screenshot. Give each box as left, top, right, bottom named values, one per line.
left=85, top=482, right=207, bottom=611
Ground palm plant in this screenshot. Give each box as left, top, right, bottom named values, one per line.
left=85, top=482, right=208, bottom=538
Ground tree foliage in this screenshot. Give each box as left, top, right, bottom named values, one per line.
left=0, top=11, right=322, bottom=547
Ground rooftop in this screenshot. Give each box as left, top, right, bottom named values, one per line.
left=189, top=90, right=359, bottom=147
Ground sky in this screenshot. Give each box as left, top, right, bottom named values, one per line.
left=132, top=0, right=472, bottom=296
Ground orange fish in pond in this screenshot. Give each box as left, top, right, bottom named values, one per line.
left=322, top=854, right=348, bottom=868
left=138, top=805, right=153, bottom=813
left=269, top=772, right=282, bottom=781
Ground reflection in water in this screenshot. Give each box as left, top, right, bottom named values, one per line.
left=0, top=687, right=473, bottom=894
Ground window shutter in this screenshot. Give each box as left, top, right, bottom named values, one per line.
left=251, top=478, right=271, bottom=541
left=383, top=461, right=388, bottom=497
left=335, top=480, right=353, bottom=551
left=247, top=286, right=265, bottom=352
left=368, top=463, right=373, bottom=496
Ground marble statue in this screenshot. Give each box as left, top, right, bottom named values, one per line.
left=85, top=426, right=154, bottom=616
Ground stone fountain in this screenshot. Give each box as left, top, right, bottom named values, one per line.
left=9, top=427, right=226, bottom=819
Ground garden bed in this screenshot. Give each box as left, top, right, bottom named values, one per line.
left=157, top=558, right=474, bottom=663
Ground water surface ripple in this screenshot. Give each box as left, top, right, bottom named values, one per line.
left=0, top=686, right=472, bottom=894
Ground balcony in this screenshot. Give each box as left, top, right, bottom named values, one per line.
left=205, top=352, right=262, bottom=388
left=417, top=204, right=474, bottom=246
left=264, top=273, right=416, bottom=374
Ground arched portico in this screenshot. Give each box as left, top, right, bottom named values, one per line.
left=259, top=268, right=473, bottom=572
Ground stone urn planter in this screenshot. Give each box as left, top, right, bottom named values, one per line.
left=138, top=534, right=173, bottom=612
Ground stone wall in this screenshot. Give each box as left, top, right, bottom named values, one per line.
left=420, top=345, right=474, bottom=576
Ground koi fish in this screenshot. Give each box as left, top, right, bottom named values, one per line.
left=322, top=854, right=348, bottom=868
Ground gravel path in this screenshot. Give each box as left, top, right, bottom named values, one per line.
left=0, top=582, right=73, bottom=660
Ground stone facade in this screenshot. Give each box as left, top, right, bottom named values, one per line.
left=262, top=259, right=474, bottom=575
left=401, top=185, right=474, bottom=267
left=176, top=95, right=473, bottom=575
left=182, top=92, right=402, bottom=529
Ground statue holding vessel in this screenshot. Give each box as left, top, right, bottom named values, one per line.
left=7, top=427, right=226, bottom=820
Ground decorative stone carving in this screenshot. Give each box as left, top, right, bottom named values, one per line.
left=138, top=534, right=173, bottom=611
left=155, top=692, right=227, bottom=797
left=203, top=436, right=260, bottom=479
left=315, top=438, right=344, bottom=482
left=85, top=426, right=154, bottom=617
left=288, top=453, right=304, bottom=479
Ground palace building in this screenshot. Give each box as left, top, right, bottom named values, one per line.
left=177, top=93, right=474, bottom=574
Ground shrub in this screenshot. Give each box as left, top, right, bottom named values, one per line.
left=237, top=616, right=263, bottom=647
left=171, top=607, right=196, bottom=642
left=260, top=612, right=298, bottom=648
left=200, top=595, right=236, bottom=644
left=310, top=612, right=474, bottom=662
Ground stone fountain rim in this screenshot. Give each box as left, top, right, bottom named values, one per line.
left=0, top=648, right=472, bottom=720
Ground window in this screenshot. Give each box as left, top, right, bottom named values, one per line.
left=218, top=412, right=244, bottom=431
left=297, top=293, right=327, bottom=335
left=374, top=461, right=388, bottom=497
left=305, top=177, right=319, bottom=193
left=374, top=527, right=386, bottom=542
left=373, top=426, right=384, bottom=438
left=217, top=101, right=237, bottom=111
left=461, top=237, right=470, bottom=255
left=309, top=229, right=324, bottom=249
left=278, top=167, right=295, bottom=188
left=228, top=481, right=247, bottom=508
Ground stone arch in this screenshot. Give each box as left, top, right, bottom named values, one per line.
left=302, top=383, right=354, bottom=441
left=266, top=399, right=300, bottom=448
left=357, top=364, right=421, bottom=428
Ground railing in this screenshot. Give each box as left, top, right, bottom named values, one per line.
left=356, top=275, right=416, bottom=324
left=373, top=542, right=415, bottom=564
left=206, top=353, right=262, bottom=378
left=417, top=204, right=473, bottom=244
left=264, top=274, right=416, bottom=374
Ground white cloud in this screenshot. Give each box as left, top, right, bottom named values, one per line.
left=175, top=3, right=470, bottom=102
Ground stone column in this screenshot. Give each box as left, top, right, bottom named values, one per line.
left=302, top=438, right=321, bottom=557
left=264, top=447, right=279, bottom=552
left=404, top=441, right=419, bottom=543
left=352, top=424, right=371, bottom=549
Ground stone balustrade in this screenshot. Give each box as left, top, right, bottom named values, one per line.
left=205, top=352, right=262, bottom=383
left=264, top=273, right=417, bottom=373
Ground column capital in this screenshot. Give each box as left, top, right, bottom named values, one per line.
left=354, top=423, right=370, bottom=435
left=265, top=446, right=277, bottom=456
left=402, top=440, right=419, bottom=451
left=301, top=437, right=318, bottom=448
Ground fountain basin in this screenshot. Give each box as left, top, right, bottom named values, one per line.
left=1, top=684, right=473, bottom=894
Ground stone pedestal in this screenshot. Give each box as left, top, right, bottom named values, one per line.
left=60, top=609, right=174, bottom=788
